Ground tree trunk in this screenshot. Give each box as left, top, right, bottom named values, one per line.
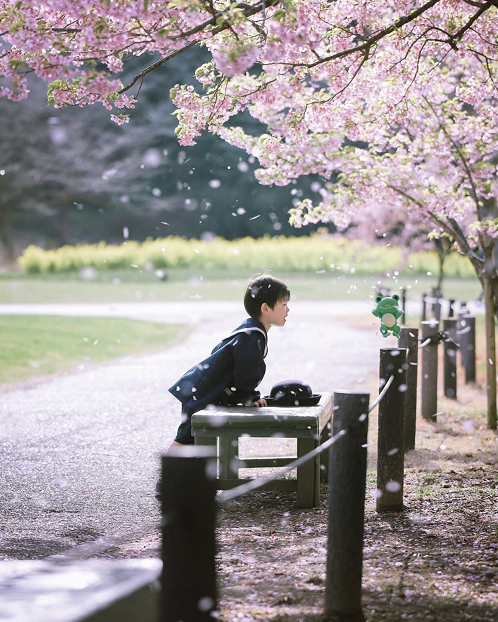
left=436, top=251, right=444, bottom=292
left=435, top=237, right=453, bottom=293
left=483, top=273, right=497, bottom=429
left=0, top=206, right=15, bottom=262
left=56, top=204, right=69, bottom=247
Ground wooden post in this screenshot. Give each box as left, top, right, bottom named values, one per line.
left=376, top=348, right=407, bottom=513
left=421, top=293, right=427, bottom=322
left=401, top=288, right=406, bottom=324
left=484, top=277, right=497, bottom=430
left=457, top=311, right=469, bottom=371
left=443, top=318, right=458, bottom=399
left=161, top=451, right=217, bottom=622
left=325, top=391, right=369, bottom=622
left=461, top=315, right=476, bottom=384
left=398, top=327, right=419, bottom=451
left=420, top=321, right=439, bottom=422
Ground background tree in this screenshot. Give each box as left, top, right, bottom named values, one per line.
left=0, top=47, right=326, bottom=260
left=328, top=201, right=457, bottom=292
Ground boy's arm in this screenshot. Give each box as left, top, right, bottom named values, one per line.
left=228, top=332, right=267, bottom=406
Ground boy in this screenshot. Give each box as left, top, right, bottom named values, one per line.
left=167, top=274, right=290, bottom=451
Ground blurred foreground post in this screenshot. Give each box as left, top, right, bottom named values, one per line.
left=325, top=391, right=369, bottom=622
left=161, top=450, right=217, bottom=622
left=377, top=348, right=407, bottom=512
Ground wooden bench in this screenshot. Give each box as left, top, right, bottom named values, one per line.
left=191, top=393, right=332, bottom=508
left=0, top=559, right=161, bottom=622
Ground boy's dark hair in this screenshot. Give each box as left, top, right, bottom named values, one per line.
left=244, top=274, right=290, bottom=319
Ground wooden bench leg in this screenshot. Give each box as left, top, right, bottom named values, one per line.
left=314, top=448, right=321, bottom=507
left=297, top=438, right=318, bottom=508
left=219, top=437, right=239, bottom=480
left=194, top=436, right=216, bottom=462
left=320, top=421, right=332, bottom=482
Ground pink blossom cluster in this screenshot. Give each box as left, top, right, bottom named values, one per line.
left=0, top=0, right=213, bottom=110
left=212, top=44, right=258, bottom=78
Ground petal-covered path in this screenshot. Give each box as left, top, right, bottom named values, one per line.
left=0, top=300, right=384, bottom=560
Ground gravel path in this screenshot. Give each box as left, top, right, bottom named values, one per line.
left=0, top=300, right=386, bottom=560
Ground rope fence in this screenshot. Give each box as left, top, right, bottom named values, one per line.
left=159, top=293, right=478, bottom=622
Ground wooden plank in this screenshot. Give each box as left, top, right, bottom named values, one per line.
left=318, top=395, right=334, bottom=432
left=320, top=421, right=331, bottom=482
left=236, top=457, right=295, bottom=468
left=194, top=435, right=216, bottom=446
left=216, top=479, right=297, bottom=492
left=192, top=393, right=331, bottom=423
left=192, top=414, right=319, bottom=427
left=192, top=427, right=319, bottom=439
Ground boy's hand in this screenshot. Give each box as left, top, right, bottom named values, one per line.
left=252, top=398, right=267, bottom=407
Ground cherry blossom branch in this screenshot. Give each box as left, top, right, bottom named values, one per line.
left=386, top=184, right=475, bottom=265
left=117, top=39, right=201, bottom=94
left=118, top=0, right=280, bottom=94
left=274, top=0, right=495, bottom=72
left=292, top=0, right=443, bottom=68
left=446, top=1, right=495, bottom=49
left=422, top=98, right=483, bottom=228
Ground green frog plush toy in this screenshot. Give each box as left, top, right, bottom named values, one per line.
left=372, top=294, right=403, bottom=338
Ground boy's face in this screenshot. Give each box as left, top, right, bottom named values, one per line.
left=263, top=296, right=290, bottom=328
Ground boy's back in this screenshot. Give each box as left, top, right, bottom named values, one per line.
left=169, top=316, right=268, bottom=410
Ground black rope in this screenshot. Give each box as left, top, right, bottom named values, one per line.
left=418, top=331, right=460, bottom=348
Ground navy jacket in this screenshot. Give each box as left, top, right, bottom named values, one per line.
left=169, top=318, right=268, bottom=410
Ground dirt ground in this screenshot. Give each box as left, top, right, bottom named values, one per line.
left=213, top=378, right=497, bottom=622
left=112, top=371, right=497, bottom=622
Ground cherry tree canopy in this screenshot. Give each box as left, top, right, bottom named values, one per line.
left=1, top=1, right=497, bottom=245
left=0, top=2, right=495, bottom=120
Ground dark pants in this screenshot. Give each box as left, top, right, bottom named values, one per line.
left=173, top=406, right=197, bottom=445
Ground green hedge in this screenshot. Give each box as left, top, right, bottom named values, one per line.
left=18, top=235, right=476, bottom=277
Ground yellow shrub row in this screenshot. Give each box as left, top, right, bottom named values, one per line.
left=18, top=235, right=475, bottom=277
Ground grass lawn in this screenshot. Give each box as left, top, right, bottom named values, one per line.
left=0, top=268, right=482, bottom=304
left=0, top=315, right=187, bottom=388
